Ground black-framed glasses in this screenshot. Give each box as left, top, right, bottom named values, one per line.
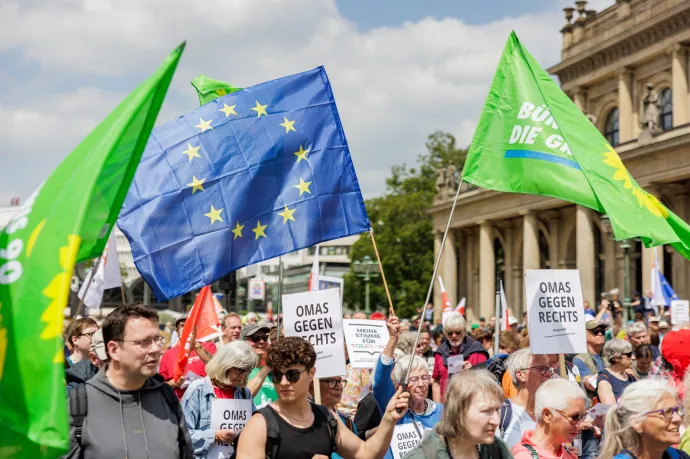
left=555, top=409, right=586, bottom=425
left=322, top=379, right=346, bottom=389
left=642, top=405, right=684, bottom=420
left=589, top=327, right=606, bottom=336
left=408, top=375, right=432, bottom=385
left=80, top=331, right=97, bottom=338
left=521, top=365, right=556, bottom=377
left=249, top=334, right=268, bottom=343
left=270, top=368, right=306, bottom=384
left=621, top=352, right=633, bottom=358
left=120, top=336, right=166, bottom=350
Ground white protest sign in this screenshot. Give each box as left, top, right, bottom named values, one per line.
left=207, top=399, right=252, bottom=459
left=390, top=423, right=423, bottom=458
left=525, top=270, right=587, bottom=355
left=282, top=288, right=346, bottom=378
left=671, top=300, right=689, bottom=324
left=447, top=354, right=464, bottom=375
left=343, top=319, right=389, bottom=369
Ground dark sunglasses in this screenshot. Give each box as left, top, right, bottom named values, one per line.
left=555, top=409, right=586, bottom=425
left=270, top=368, right=306, bottom=384
left=589, top=327, right=606, bottom=335
left=249, top=334, right=268, bottom=343
left=622, top=352, right=633, bottom=358
left=446, top=330, right=463, bottom=337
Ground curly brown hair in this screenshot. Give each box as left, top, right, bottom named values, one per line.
left=266, top=337, right=316, bottom=371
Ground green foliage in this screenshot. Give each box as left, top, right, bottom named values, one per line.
left=344, top=132, right=467, bottom=318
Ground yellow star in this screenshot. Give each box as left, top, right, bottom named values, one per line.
left=182, top=143, right=201, bottom=162
left=279, top=116, right=296, bottom=133
left=277, top=205, right=296, bottom=224
left=195, top=118, right=213, bottom=132
left=294, top=177, right=312, bottom=196
left=219, top=103, right=237, bottom=118
left=204, top=205, right=224, bottom=225
left=294, top=145, right=309, bottom=163
left=251, top=101, right=268, bottom=118
left=252, top=220, right=268, bottom=240
left=186, top=176, right=206, bottom=194
left=232, top=222, right=244, bottom=240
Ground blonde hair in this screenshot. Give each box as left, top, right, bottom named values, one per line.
left=205, top=340, right=258, bottom=387
left=436, top=369, right=503, bottom=438
left=599, top=379, right=679, bottom=459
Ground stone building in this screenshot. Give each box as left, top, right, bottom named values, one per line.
left=430, top=0, right=690, bottom=322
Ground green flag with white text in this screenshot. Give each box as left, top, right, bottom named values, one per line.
left=0, top=43, right=184, bottom=458
left=462, top=31, right=690, bottom=258
left=191, top=74, right=242, bottom=105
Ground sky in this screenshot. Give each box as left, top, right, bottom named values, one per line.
left=0, top=0, right=615, bottom=204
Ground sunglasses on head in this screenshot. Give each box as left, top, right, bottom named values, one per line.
left=269, top=368, right=306, bottom=384
left=249, top=334, right=268, bottom=343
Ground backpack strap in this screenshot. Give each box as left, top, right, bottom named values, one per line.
left=68, top=384, right=88, bottom=445
left=159, top=383, right=185, bottom=457
left=313, top=404, right=339, bottom=453
left=258, top=406, right=282, bottom=459
left=522, top=444, right=539, bottom=459
left=499, top=399, right=512, bottom=437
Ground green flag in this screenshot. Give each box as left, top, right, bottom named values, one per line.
left=463, top=32, right=690, bottom=258
left=0, top=43, right=184, bottom=457
left=191, top=74, right=242, bottom=105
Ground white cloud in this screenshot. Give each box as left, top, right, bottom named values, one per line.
left=0, top=0, right=614, bottom=201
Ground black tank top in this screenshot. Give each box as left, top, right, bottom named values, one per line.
left=268, top=404, right=334, bottom=459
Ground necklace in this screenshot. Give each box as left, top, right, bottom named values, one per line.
left=275, top=405, right=313, bottom=423
left=444, top=437, right=480, bottom=459
left=410, top=399, right=428, bottom=415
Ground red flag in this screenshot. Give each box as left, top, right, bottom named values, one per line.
left=174, top=286, right=216, bottom=379
left=438, top=275, right=452, bottom=311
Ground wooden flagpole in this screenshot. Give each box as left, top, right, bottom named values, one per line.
left=369, top=229, right=395, bottom=316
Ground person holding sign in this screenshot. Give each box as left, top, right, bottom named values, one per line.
left=181, top=341, right=258, bottom=458
left=404, top=370, right=512, bottom=459
left=373, top=315, right=443, bottom=459
left=235, top=337, right=411, bottom=459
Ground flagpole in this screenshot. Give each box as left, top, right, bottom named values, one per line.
left=369, top=229, right=395, bottom=316
left=403, top=176, right=464, bottom=386
left=277, top=255, right=283, bottom=343
left=74, top=256, right=103, bottom=318
left=494, top=273, right=501, bottom=355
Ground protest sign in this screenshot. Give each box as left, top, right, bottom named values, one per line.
left=390, top=423, right=424, bottom=458
left=671, top=300, right=690, bottom=324
left=525, top=270, right=586, bottom=355
left=282, top=288, right=346, bottom=378
left=207, top=399, right=252, bottom=459
left=343, top=319, right=390, bottom=368
left=447, top=354, right=464, bottom=375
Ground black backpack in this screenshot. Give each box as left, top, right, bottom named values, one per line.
left=231, top=403, right=339, bottom=459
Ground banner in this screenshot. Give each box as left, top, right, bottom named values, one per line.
left=207, top=399, right=252, bottom=459
left=390, top=423, right=423, bottom=458
left=282, top=288, right=346, bottom=378
left=343, top=319, right=390, bottom=368
left=248, top=278, right=265, bottom=301
left=525, top=269, right=586, bottom=355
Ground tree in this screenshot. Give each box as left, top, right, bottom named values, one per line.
left=344, top=132, right=467, bottom=318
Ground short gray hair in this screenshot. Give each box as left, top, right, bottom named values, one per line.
left=534, top=379, right=586, bottom=422
left=443, top=312, right=465, bottom=332
left=392, top=355, right=428, bottom=384
left=506, top=348, right=532, bottom=387
left=396, top=332, right=417, bottom=355
left=627, top=322, right=647, bottom=336
left=205, top=340, right=259, bottom=386
left=602, top=339, right=632, bottom=367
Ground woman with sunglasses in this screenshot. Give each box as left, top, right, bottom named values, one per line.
left=511, top=379, right=586, bottom=459
left=181, top=340, right=258, bottom=458
left=598, top=339, right=637, bottom=405
left=599, top=379, right=688, bottom=459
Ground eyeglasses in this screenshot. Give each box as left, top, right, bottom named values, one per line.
left=621, top=352, right=633, bottom=358
left=446, top=330, right=463, bottom=337
left=80, top=331, right=97, bottom=338
left=322, top=379, right=346, bottom=389
left=407, top=375, right=432, bottom=385
left=521, top=365, right=556, bottom=377
left=555, top=409, right=586, bottom=425
left=643, top=405, right=684, bottom=420
left=589, top=328, right=606, bottom=336
left=249, top=334, right=268, bottom=343
left=120, top=336, right=166, bottom=350
left=228, top=367, right=253, bottom=377
left=269, top=368, right=306, bottom=384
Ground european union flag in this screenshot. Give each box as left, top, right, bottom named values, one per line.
left=118, top=67, right=370, bottom=300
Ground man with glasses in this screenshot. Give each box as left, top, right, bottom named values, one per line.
left=159, top=316, right=217, bottom=399
left=66, top=304, right=194, bottom=458
left=243, top=324, right=277, bottom=408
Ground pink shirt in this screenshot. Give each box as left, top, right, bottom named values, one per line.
left=511, top=430, right=578, bottom=459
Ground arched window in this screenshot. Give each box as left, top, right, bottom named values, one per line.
left=660, top=88, right=673, bottom=131
left=604, top=108, right=619, bottom=147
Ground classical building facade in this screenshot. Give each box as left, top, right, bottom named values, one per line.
left=430, top=0, right=690, bottom=322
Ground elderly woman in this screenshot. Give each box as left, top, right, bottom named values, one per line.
left=431, top=312, right=489, bottom=403
left=405, top=369, right=512, bottom=459
left=310, top=375, right=358, bottom=459
left=511, top=379, right=586, bottom=459
left=598, top=338, right=637, bottom=404
left=181, top=340, right=258, bottom=458
left=599, top=379, right=687, bottom=459
left=373, top=315, right=443, bottom=459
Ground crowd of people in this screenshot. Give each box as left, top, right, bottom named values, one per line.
left=59, top=288, right=690, bottom=459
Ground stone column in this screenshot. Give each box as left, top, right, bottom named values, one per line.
left=549, top=218, right=560, bottom=270
left=572, top=88, right=586, bottom=111
left=433, top=231, right=443, bottom=320
left=577, top=206, right=596, bottom=305
left=468, top=231, right=478, bottom=321
left=443, top=230, right=458, bottom=310
left=669, top=44, right=689, bottom=127
left=479, top=221, right=495, bottom=320
left=523, top=211, right=540, bottom=272
left=504, top=227, right=515, bottom=315
left=618, top=68, right=635, bottom=143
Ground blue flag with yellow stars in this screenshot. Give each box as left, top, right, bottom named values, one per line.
left=118, top=66, right=370, bottom=300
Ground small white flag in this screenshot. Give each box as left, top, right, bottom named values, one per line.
left=308, top=244, right=320, bottom=291
left=78, top=233, right=121, bottom=308
left=499, top=280, right=510, bottom=331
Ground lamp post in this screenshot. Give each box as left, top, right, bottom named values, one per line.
left=353, top=255, right=379, bottom=314
left=600, top=215, right=631, bottom=324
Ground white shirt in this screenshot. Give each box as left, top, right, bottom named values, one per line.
left=500, top=401, right=536, bottom=448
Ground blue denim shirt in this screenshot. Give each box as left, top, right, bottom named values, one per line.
left=181, top=376, right=256, bottom=458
